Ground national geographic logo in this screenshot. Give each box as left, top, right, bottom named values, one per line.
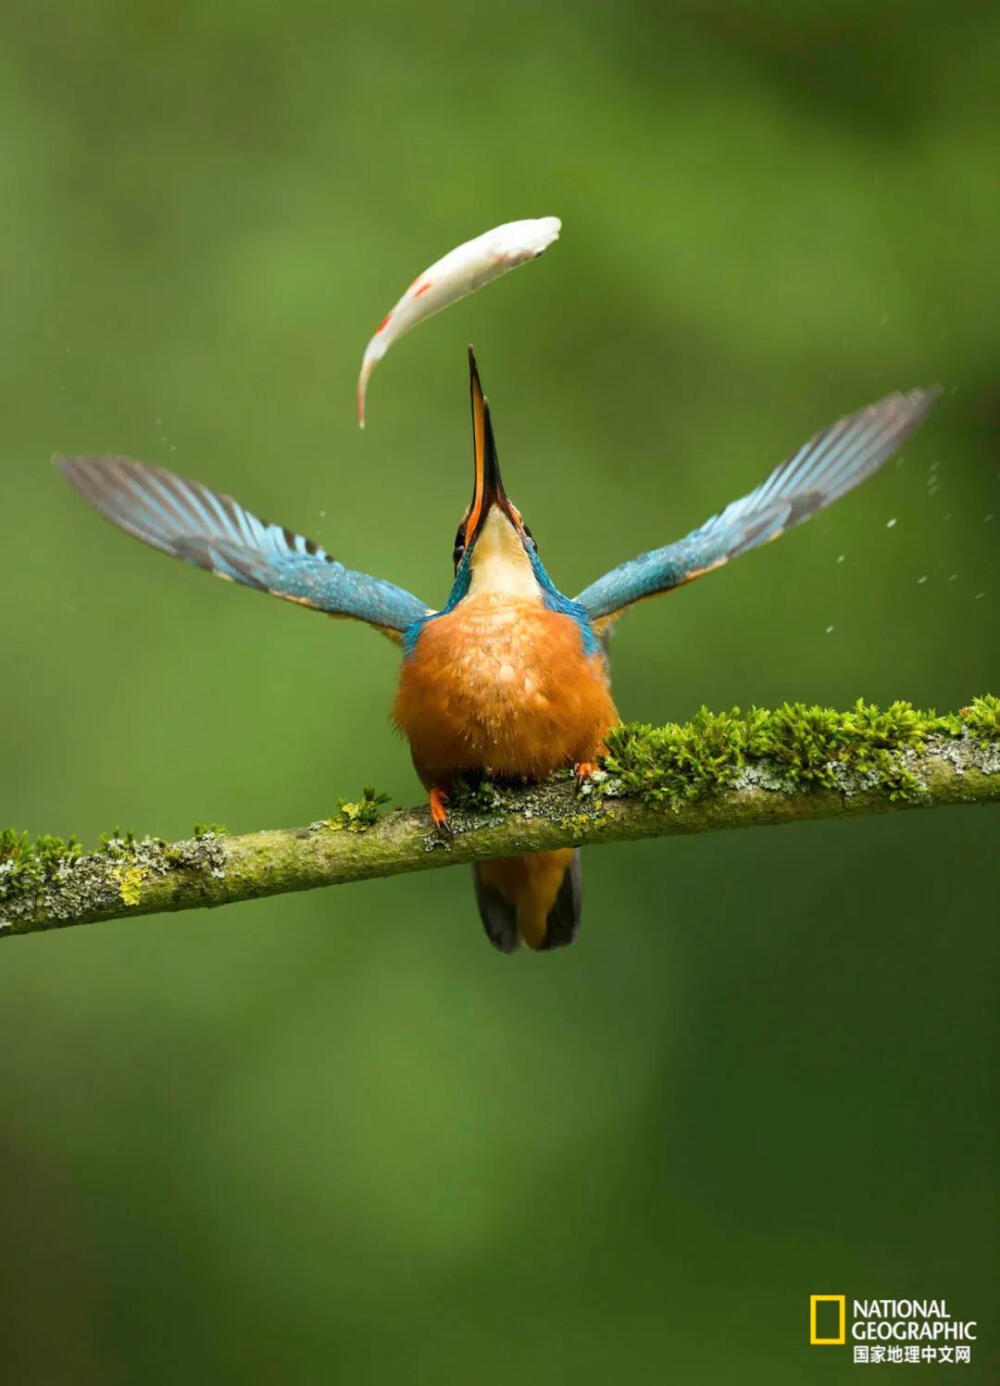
left=809, top=1296, right=978, bottom=1366
left=811, top=1295, right=847, bottom=1346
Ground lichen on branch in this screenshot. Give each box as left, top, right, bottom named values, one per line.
left=2, top=697, right=998, bottom=939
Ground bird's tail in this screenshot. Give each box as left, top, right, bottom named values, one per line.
left=473, top=849, right=581, bottom=953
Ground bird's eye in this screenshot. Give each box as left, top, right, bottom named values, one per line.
left=452, top=526, right=466, bottom=571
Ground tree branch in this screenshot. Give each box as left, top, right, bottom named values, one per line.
left=3, top=698, right=998, bottom=939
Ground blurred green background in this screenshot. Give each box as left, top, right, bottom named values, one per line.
left=1, top=1, right=997, bottom=1381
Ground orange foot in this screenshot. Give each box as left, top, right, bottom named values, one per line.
left=429, top=786, right=452, bottom=834
left=574, top=761, right=599, bottom=784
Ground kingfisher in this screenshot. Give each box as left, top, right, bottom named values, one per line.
left=57, top=351, right=938, bottom=953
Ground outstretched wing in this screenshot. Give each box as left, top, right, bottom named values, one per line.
left=575, top=387, right=940, bottom=629
left=56, top=454, right=431, bottom=639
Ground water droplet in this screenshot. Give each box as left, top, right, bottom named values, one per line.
left=825, top=625, right=835, bottom=634
left=886, top=517, right=898, bottom=528
left=948, top=574, right=958, bottom=582
left=917, top=576, right=928, bottom=584
left=974, top=592, right=985, bottom=600
left=836, top=554, right=845, bottom=564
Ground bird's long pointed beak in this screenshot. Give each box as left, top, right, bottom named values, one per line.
left=466, top=346, right=510, bottom=539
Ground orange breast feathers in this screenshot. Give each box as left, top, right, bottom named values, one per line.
left=393, top=594, right=618, bottom=784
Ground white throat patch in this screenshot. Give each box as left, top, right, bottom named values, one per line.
left=466, top=509, right=540, bottom=601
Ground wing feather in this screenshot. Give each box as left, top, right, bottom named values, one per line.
left=56, top=454, right=430, bottom=637
left=575, top=387, right=940, bottom=627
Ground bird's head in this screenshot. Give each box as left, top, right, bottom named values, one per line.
left=450, top=347, right=541, bottom=601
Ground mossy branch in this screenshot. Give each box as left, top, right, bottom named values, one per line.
left=3, top=697, right=998, bottom=939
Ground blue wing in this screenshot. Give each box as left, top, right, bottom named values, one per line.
left=575, top=387, right=940, bottom=628
left=56, top=454, right=431, bottom=638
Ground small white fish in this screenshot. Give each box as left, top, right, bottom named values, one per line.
left=357, top=216, right=562, bottom=427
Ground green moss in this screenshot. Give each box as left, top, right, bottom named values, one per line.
left=97, top=827, right=137, bottom=854
left=0, top=829, right=82, bottom=900
left=961, top=694, right=1000, bottom=742
left=604, top=708, right=748, bottom=811
left=193, top=822, right=228, bottom=839
left=328, top=787, right=391, bottom=833
left=603, top=697, right=995, bottom=811
left=0, top=819, right=227, bottom=922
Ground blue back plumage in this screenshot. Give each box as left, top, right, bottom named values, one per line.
left=57, top=454, right=430, bottom=634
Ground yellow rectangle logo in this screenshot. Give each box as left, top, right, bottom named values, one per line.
left=810, top=1294, right=846, bottom=1345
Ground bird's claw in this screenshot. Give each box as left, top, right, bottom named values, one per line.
left=429, top=787, right=453, bottom=836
